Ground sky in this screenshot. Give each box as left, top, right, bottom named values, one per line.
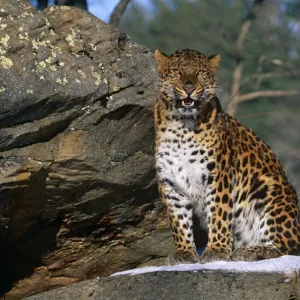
left=29, top=0, right=151, bottom=22
left=89, top=0, right=150, bottom=22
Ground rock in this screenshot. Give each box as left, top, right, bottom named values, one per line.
left=24, top=270, right=300, bottom=300
left=0, top=0, right=173, bottom=298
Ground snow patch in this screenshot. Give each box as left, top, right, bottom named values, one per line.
left=111, top=255, right=300, bottom=277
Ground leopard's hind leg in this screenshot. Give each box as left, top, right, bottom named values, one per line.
left=232, top=199, right=300, bottom=261
left=231, top=245, right=284, bottom=261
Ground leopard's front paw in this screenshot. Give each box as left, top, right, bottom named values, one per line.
left=167, top=250, right=199, bottom=265
left=199, top=247, right=231, bottom=263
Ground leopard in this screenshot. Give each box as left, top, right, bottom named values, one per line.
left=154, top=48, right=300, bottom=264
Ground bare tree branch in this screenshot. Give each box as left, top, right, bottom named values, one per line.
left=227, top=17, right=254, bottom=114
left=226, top=90, right=300, bottom=116
left=242, top=70, right=300, bottom=85
left=226, top=0, right=268, bottom=116
left=109, top=0, right=132, bottom=27
left=235, top=90, right=299, bottom=102
left=230, top=55, right=246, bottom=99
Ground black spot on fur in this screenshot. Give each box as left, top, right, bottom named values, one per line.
left=285, top=221, right=292, bottom=229
left=234, top=208, right=243, bottom=218
left=249, top=179, right=264, bottom=194
left=223, top=175, right=229, bottom=189
left=164, top=178, right=174, bottom=187
left=288, top=240, right=296, bottom=248
left=254, top=201, right=264, bottom=211
left=207, top=162, right=215, bottom=171
left=250, top=185, right=268, bottom=200
left=242, top=157, right=248, bottom=167
left=185, top=204, right=193, bottom=210
left=242, top=169, right=248, bottom=178
left=239, top=191, right=247, bottom=203
left=222, top=194, right=229, bottom=204
left=218, top=182, right=223, bottom=192
left=284, top=231, right=292, bottom=239
left=207, top=175, right=213, bottom=185
left=276, top=215, right=287, bottom=224
left=250, top=153, right=256, bottom=166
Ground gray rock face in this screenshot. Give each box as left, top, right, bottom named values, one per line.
left=24, top=270, right=299, bottom=300
left=0, top=0, right=173, bottom=298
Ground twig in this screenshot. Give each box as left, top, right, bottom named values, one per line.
left=241, top=70, right=300, bottom=88
left=109, top=0, right=132, bottom=27
left=227, top=90, right=300, bottom=116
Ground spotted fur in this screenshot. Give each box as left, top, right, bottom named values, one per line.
left=154, top=49, right=300, bottom=263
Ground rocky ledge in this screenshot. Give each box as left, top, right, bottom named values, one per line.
left=24, top=269, right=299, bottom=300
left=0, top=0, right=175, bottom=299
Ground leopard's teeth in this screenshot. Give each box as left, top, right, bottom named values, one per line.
left=182, top=101, right=195, bottom=107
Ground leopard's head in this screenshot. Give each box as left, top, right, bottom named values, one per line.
left=155, top=49, right=220, bottom=116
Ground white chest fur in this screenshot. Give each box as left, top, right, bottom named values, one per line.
left=156, top=122, right=212, bottom=222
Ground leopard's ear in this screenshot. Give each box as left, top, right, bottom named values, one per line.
left=208, top=53, right=221, bottom=75
left=155, top=49, right=169, bottom=73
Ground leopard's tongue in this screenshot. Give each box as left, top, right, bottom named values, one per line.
left=182, top=98, right=194, bottom=107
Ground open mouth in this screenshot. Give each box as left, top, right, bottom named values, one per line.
left=181, top=97, right=195, bottom=108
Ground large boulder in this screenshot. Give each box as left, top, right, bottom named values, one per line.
left=0, top=0, right=172, bottom=298
left=24, top=270, right=299, bottom=300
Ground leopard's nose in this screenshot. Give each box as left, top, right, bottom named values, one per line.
left=183, top=84, right=196, bottom=95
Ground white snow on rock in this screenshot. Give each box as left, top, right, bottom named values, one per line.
left=111, top=255, right=300, bottom=277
